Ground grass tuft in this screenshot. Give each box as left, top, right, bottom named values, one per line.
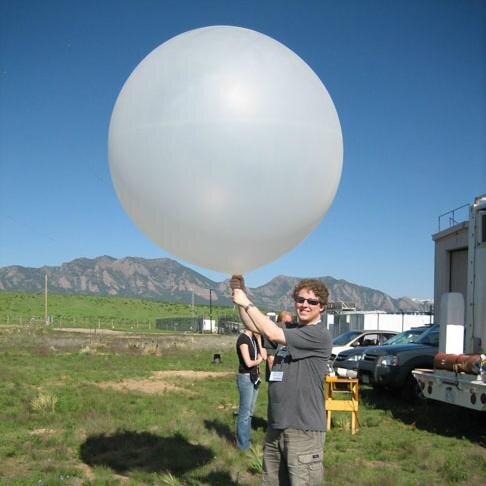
left=332, top=415, right=351, bottom=431
left=248, top=444, right=264, bottom=474
left=442, top=455, right=471, bottom=483
left=363, top=415, right=383, bottom=427
left=142, top=342, right=160, bottom=355
left=31, top=392, right=58, bottom=413
left=79, top=345, right=95, bottom=354
left=160, top=472, right=184, bottom=485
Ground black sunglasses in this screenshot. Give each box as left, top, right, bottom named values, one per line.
left=294, top=296, right=320, bottom=306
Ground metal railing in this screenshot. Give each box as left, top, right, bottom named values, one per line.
left=438, top=203, right=469, bottom=231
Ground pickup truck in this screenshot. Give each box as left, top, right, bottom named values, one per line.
left=358, top=324, right=440, bottom=400
left=333, top=325, right=432, bottom=378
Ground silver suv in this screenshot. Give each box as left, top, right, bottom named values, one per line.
left=331, top=329, right=398, bottom=360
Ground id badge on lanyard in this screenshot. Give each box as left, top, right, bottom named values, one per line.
left=269, top=346, right=288, bottom=382
left=269, top=370, right=284, bottom=381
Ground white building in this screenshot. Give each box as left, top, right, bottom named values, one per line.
left=323, top=311, right=433, bottom=338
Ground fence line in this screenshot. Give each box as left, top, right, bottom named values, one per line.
left=1, top=313, right=244, bottom=334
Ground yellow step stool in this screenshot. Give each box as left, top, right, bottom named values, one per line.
left=325, top=375, right=359, bottom=434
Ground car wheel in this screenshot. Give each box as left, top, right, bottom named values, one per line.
left=402, top=374, right=424, bottom=402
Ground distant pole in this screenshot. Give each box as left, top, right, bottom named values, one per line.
left=191, top=288, right=195, bottom=331
left=44, top=274, right=48, bottom=325
left=209, top=288, right=213, bottom=333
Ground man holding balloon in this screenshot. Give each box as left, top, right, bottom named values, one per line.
left=109, top=24, right=342, bottom=484
left=231, top=275, right=332, bottom=486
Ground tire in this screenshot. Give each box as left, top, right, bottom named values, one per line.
left=401, top=373, right=424, bottom=402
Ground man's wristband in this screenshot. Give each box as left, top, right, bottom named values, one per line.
left=244, top=303, right=255, bottom=312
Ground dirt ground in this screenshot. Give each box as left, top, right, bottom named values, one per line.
left=97, top=370, right=234, bottom=396
left=56, top=327, right=132, bottom=335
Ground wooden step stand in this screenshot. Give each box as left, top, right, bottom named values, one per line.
left=324, top=375, right=359, bottom=434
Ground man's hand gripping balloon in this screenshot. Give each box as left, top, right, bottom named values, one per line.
left=230, top=275, right=250, bottom=308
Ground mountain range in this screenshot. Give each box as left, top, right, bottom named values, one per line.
left=0, top=256, right=432, bottom=313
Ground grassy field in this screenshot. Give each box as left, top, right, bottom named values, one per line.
left=0, top=292, right=238, bottom=331
left=0, top=324, right=484, bottom=485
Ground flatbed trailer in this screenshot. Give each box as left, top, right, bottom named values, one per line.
left=412, top=195, right=486, bottom=411
left=413, top=368, right=486, bottom=411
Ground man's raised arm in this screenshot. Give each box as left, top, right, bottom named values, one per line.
left=230, top=275, right=286, bottom=345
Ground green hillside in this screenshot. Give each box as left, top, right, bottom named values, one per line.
left=0, top=291, right=238, bottom=329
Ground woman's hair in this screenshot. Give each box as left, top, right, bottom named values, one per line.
left=292, top=279, right=329, bottom=306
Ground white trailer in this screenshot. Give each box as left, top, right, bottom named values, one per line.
left=412, top=195, right=486, bottom=411
left=200, top=318, right=217, bottom=333
left=327, top=311, right=433, bottom=337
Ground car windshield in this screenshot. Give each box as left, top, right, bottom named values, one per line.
left=332, top=331, right=362, bottom=346
left=415, top=325, right=440, bottom=346
left=384, top=328, right=427, bottom=345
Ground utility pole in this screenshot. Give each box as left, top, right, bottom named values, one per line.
left=191, top=288, right=195, bottom=331
left=44, top=273, right=48, bottom=325
left=209, top=288, right=213, bottom=333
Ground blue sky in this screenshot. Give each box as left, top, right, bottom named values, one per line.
left=1, top=0, right=485, bottom=299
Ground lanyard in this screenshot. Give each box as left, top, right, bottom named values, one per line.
left=272, top=346, right=289, bottom=372
left=251, top=336, right=258, bottom=359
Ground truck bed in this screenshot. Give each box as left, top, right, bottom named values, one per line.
left=412, top=368, right=486, bottom=411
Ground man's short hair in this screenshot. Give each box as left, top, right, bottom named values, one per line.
left=277, top=311, right=293, bottom=323
left=293, top=279, right=329, bottom=306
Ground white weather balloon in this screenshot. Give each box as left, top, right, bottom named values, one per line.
left=109, top=26, right=343, bottom=274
